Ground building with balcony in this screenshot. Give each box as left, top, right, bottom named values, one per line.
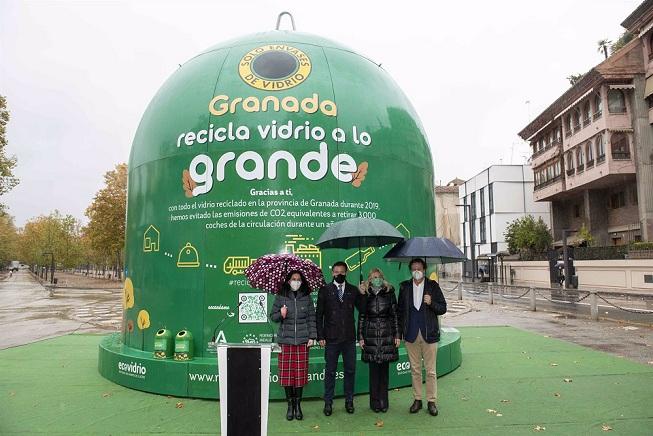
left=458, top=165, right=551, bottom=279
left=435, top=178, right=464, bottom=279
left=435, top=178, right=464, bottom=245
left=518, top=1, right=653, bottom=245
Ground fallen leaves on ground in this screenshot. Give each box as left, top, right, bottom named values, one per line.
left=312, top=425, right=320, bottom=430
left=102, top=392, right=111, bottom=398
left=553, top=392, right=561, bottom=398
left=534, top=425, right=546, bottom=431
left=375, top=420, right=384, bottom=428
left=563, top=378, right=573, bottom=383
left=461, top=396, right=469, bottom=401
left=549, top=363, right=558, bottom=366
left=601, top=424, right=613, bottom=431
left=500, top=399, right=510, bottom=403
left=175, top=402, right=184, bottom=409
left=486, top=408, right=498, bottom=414
left=9, top=391, right=15, bottom=397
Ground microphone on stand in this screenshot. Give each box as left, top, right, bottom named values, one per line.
left=211, top=300, right=243, bottom=343
left=259, top=299, right=280, bottom=352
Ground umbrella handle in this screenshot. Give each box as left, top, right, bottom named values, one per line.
left=359, top=237, right=363, bottom=285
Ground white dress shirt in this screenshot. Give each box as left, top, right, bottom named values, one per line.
left=413, top=280, right=424, bottom=310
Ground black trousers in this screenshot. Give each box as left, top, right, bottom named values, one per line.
left=323, top=341, right=356, bottom=402
left=368, top=361, right=389, bottom=409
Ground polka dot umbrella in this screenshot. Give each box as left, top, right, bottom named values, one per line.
left=244, top=253, right=326, bottom=294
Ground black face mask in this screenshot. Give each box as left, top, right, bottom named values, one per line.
left=333, top=274, right=346, bottom=284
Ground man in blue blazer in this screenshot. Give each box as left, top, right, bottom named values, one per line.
left=397, top=258, right=447, bottom=416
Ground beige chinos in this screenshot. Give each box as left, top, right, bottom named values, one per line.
left=404, top=332, right=438, bottom=402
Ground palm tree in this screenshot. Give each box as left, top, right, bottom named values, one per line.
left=597, top=39, right=611, bottom=59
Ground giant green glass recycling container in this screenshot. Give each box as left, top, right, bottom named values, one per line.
left=98, top=28, right=459, bottom=400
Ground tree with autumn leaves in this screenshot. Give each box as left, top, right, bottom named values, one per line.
left=0, top=95, right=20, bottom=268
left=84, top=163, right=127, bottom=278
left=6, top=164, right=126, bottom=274
left=16, top=211, right=84, bottom=268
left=0, top=95, right=19, bottom=211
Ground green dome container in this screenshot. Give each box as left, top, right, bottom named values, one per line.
left=98, top=26, right=461, bottom=399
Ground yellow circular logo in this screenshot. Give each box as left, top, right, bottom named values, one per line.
left=239, top=44, right=311, bottom=91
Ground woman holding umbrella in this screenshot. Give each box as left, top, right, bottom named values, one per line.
left=270, top=270, right=317, bottom=421
left=358, top=268, right=400, bottom=413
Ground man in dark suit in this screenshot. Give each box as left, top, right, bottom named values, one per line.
left=316, top=261, right=360, bottom=416
left=397, top=258, right=447, bottom=416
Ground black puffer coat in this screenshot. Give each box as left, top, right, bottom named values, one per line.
left=357, top=286, right=399, bottom=363
left=270, top=289, right=317, bottom=345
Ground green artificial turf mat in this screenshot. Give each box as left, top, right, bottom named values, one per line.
left=1, top=326, right=651, bottom=435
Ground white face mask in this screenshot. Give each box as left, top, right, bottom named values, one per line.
left=290, top=280, right=302, bottom=291
left=412, top=270, right=424, bottom=281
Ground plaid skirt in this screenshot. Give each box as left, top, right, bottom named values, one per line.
left=278, top=344, right=309, bottom=387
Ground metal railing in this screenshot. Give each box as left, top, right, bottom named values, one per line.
left=440, top=280, right=653, bottom=324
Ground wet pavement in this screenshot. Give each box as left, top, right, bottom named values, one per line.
left=445, top=299, right=653, bottom=365
left=1, top=270, right=652, bottom=366
left=0, top=271, right=121, bottom=349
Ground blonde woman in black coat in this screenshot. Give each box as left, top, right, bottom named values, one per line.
left=358, top=268, right=400, bottom=413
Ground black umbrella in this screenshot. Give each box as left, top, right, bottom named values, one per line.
left=383, top=236, right=467, bottom=264
left=315, top=217, right=405, bottom=282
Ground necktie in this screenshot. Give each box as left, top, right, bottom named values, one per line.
left=338, top=284, right=344, bottom=302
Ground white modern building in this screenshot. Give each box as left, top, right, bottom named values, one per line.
left=458, top=165, right=552, bottom=279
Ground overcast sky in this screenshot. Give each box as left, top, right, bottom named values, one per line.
left=0, top=0, right=643, bottom=226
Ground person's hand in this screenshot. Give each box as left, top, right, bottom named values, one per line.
left=280, top=305, right=287, bottom=318
left=307, top=339, right=315, bottom=347
left=423, top=294, right=431, bottom=305
left=319, top=339, right=326, bottom=347
left=359, top=339, right=365, bottom=348
left=395, top=338, right=401, bottom=348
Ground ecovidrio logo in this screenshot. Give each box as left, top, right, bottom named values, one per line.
left=239, top=44, right=311, bottom=91
left=118, top=361, right=147, bottom=379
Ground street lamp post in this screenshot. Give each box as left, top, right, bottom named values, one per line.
left=456, top=204, right=476, bottom=282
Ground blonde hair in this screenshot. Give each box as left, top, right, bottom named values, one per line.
left=359, top=268, right=391, bottom=294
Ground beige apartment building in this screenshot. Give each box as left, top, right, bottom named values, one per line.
left=518, top=0, right=653, bottom=245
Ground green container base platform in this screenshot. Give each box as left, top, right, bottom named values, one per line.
left=98, top=327, right=461, bottom=400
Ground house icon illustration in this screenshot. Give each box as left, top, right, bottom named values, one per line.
left=143, top=225, right=160, bottom=252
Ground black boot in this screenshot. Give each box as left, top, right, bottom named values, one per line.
left=285, top=387, right=294, bottom=421
left=294, top=387, right=304, bottom=420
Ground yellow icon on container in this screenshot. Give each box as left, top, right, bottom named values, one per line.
left=223, top=256, right=255, bottom=275
left=177, top=242, right=200, bottom=268
left=284, top=234, right=322, bottom=268
left=143, top=225, right=160, bottom=252
left=345, top=247, right=376, bottom=271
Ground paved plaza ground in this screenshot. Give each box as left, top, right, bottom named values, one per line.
left=1, top=271, right=652, bottom=434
